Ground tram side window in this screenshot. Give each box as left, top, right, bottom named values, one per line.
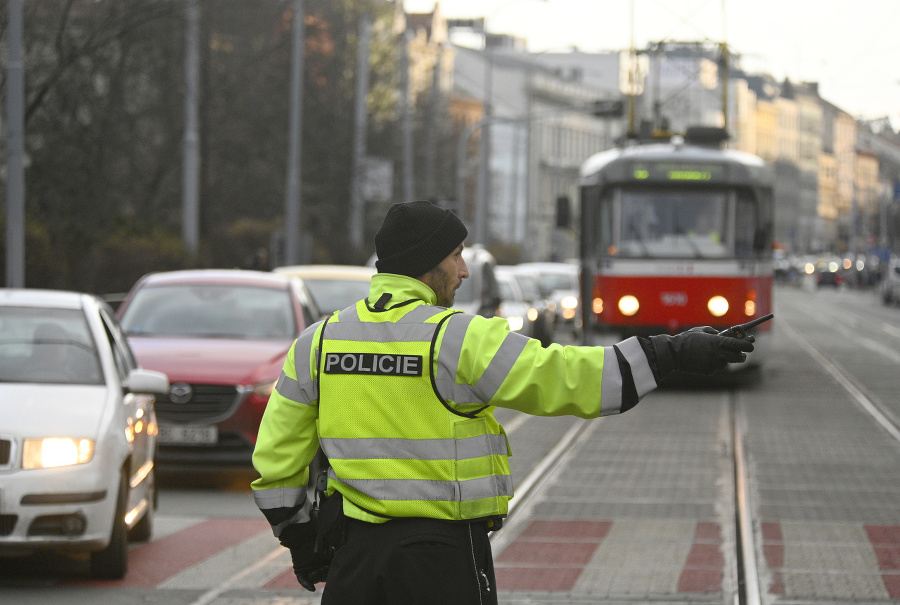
left=734, top=190, right=756, bottom=258
left=598, top=189, right=614, bottom=257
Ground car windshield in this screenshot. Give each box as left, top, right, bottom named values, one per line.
left=303, top=278, right=371, bottom=315
left=0, top=307, right=103, bottom=385
left=512, top=273, right=542, bottom=301
left=120, top=284, right=296, bottom=339
left=536, top=272, right=577, bottom=296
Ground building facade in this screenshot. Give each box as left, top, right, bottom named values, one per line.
left=404, top=6, right=900, bottom=261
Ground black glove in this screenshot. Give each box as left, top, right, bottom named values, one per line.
left=278, top=521, right=330, bottom=592
left=649, top=326, right=754, bottom=379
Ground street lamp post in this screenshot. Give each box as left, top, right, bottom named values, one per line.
left=284, top=0, right=305, bottom=266
left=474, top=42, right=494, bottom=245
left=5, top=0, right=25, bottom=287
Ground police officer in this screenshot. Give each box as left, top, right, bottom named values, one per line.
left=251, top=200, right=754, bottom=604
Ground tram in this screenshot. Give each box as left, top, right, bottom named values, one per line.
left=578, top=126, right=774, bottom=364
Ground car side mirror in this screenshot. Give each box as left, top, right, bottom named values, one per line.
left=124, top=368, right=169, bottom=395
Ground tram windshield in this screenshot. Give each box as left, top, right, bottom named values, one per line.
left=598, top=187, right=756, bottom=259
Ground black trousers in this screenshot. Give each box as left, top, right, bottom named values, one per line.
left=321, top=517, right=498, bottom=605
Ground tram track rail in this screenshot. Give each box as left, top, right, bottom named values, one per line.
left=731, top=392, right=761, bottom=605
left=493, top=396, right=765, bottom=605
left=780, top=318, right=900, bottom=444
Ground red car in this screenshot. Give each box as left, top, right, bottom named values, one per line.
left=116, top=269, right=320, bottom=467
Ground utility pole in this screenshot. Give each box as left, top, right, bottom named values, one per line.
left=349, top=13, right=372, bottom=252
left=400, top=27, right=414, bottom=203
left=475, top=42, right=493, bottom=245
left=424, top=53, right=442, bottom=200
left=5, top=0, right=25, bottom=287
left=182, top=0, right=200, bottom=258
left=284, top=0, right=305, bottom=265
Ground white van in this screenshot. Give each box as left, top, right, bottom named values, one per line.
left=454, top=245, right=502, bottom=318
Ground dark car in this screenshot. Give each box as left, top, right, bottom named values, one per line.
left=882, top=258, right=900, bottom=305
left=116, top=270, right=319, bottom=467
left=816, top=264, right=844, bottom=288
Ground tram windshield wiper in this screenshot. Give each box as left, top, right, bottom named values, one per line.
left=626, top=222, right=650, bottom=257
left=683, top=233, right=706, bottom=258
left=673, top=216, right=705, bottom=259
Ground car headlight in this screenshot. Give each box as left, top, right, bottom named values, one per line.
left=23, top=438, right=94, bottom=469
left=561, top=295, right=578, bottom=310
left=507, top=316, right=524, bottom=332
left=252, top=380, right=277, bottom=399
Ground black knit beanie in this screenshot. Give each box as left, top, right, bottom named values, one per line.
left=374, top=201, right=468, bottom=277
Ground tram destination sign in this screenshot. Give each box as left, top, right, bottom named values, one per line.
left=630, top=161, right=726, bottom=182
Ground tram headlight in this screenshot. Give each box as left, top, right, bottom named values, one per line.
left=707, top=296, right=729, bottom=317
left=592, top=297, right=604, bottom=314
left=745, top=290, right=756, bottom=316
left=618, top=295, right=639, bottom=317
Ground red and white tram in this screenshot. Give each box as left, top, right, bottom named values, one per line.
left=578, top=127, right=774, bottom=364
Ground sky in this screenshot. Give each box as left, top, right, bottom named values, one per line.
left=404, top=0, right=900, bottom=128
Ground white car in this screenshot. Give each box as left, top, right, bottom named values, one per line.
left=0, top=289, right=168, bottom=579
left=515, top=262, right=582, bottom=336
left=499, top=266, right=555, bottom=347
left=494, top=269, right=538, bottom=340
left=274, top=264, right=375, bottom=316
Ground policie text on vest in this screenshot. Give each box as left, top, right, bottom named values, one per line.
left=324, top=353, right=423, bottom=376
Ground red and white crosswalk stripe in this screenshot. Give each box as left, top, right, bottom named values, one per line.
left=58, top=516, right=899, bottom=600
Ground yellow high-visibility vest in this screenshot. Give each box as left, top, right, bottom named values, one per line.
left=317, top=299, right=513, bottom=521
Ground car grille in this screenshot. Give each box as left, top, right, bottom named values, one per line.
left=0, top=515, right=16, bottom=537
left=155, top=384, right=243, bottom=424
left=0, top=439, right=10, bottom=465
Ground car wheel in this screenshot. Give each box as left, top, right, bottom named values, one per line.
left=90, top=469, right=129, bottom=579
left=129, top=467, right=154, bottom=542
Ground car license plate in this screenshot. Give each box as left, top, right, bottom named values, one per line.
left=159, top=424, right=218, bottom=445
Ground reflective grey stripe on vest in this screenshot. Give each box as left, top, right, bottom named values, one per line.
left=252, top=487, right=313, bottom=537
left=276, top=321, right=324, bottom=405
left=599, top=346, right=623, bottom=416
left=400, top=305, right=449, bottom=323
left=322, top=321, right=437, bottom=343
left=435, top=314, right=529, bottom=405
left=337, top=305, right=360, bottom=323
left=320, top=434, right=509, bottom=461
left=252, top=486, right=308, bottom=511
left=615, top=336, right=658, bottom=398
left=337, top=303, right=445, bottom=326
left=328, top=468, right=514, bottom=502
